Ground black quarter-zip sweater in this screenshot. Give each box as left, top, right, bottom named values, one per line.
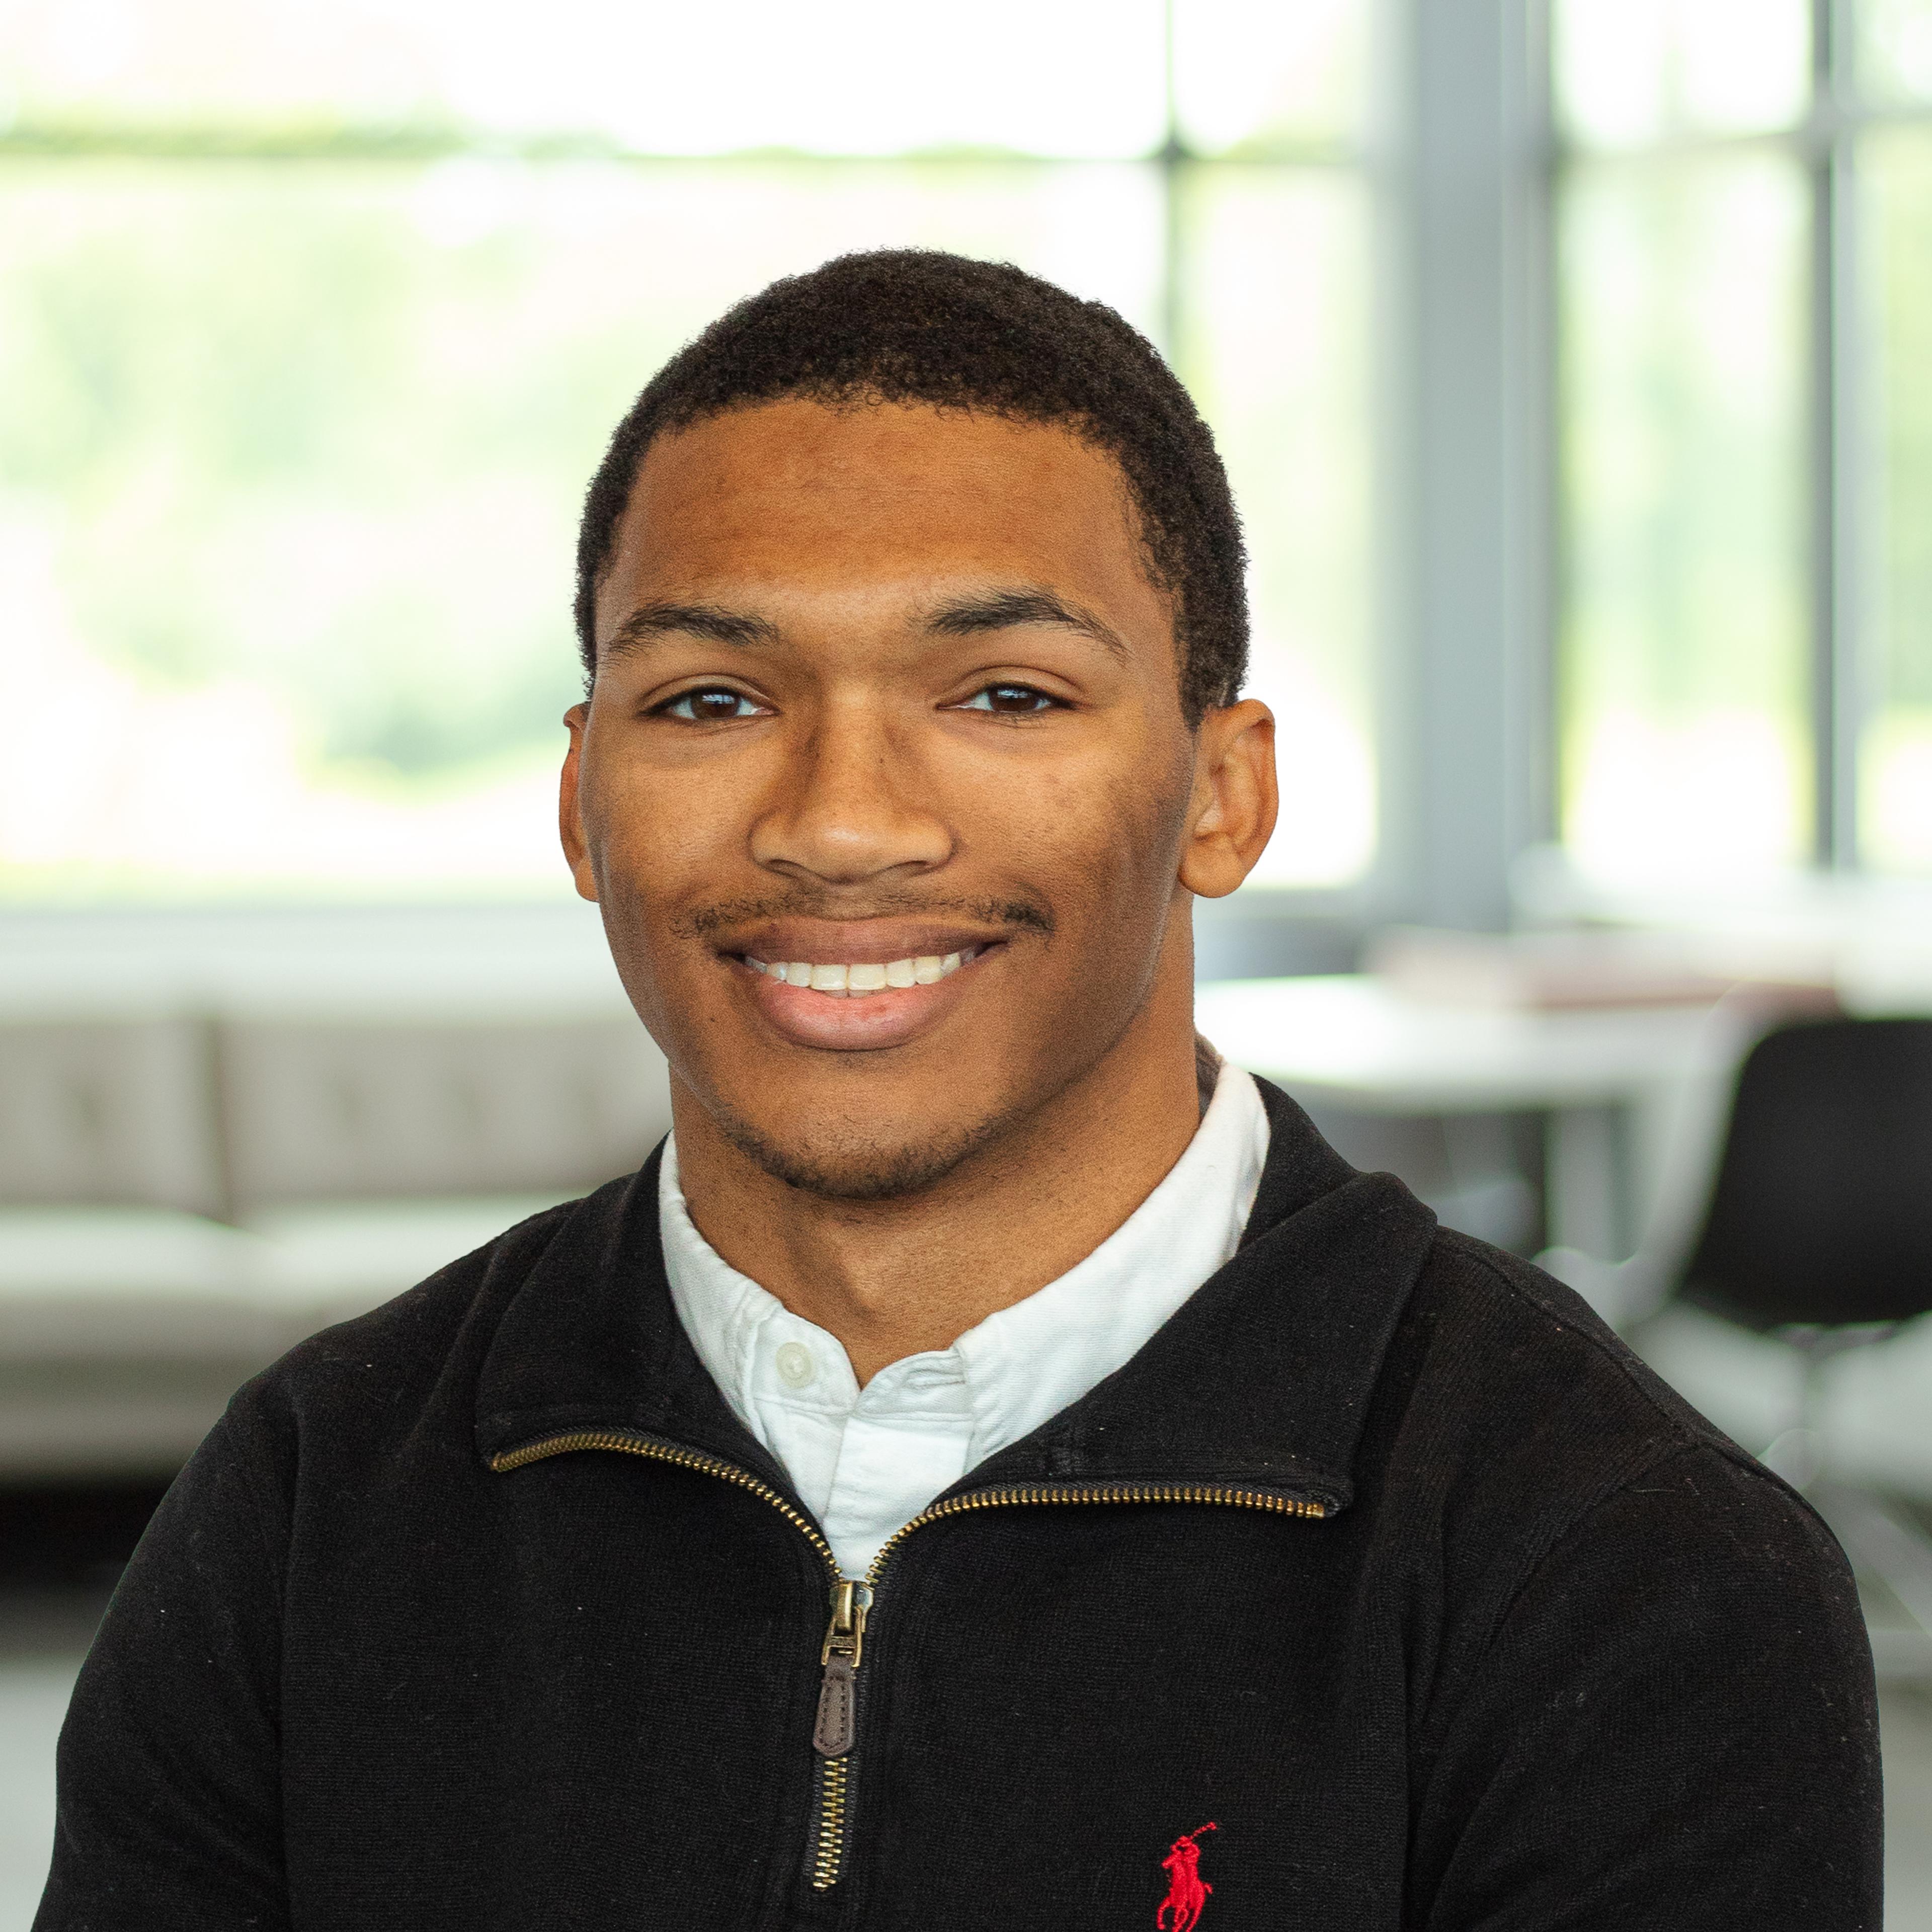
left=38, top=1085, right=1881, bottom=1930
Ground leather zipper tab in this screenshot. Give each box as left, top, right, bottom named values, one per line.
left=814, top=1580, right=869, bottom=1758
left=814, top=1653, right=857, bottom=1756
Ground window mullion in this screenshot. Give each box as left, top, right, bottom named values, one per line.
left=1810, top=0, right=1868, bottom=867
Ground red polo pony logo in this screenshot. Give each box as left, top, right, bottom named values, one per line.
left=1156, top=1822, right=1217, bottom=1931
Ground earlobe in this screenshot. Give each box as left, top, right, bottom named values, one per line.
left=559, top=703, right=601, bottom=904
left=1176, top=700, right=1277, bottom=901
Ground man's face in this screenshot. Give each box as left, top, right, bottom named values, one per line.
left=564, top=397, right=1243, bottom=1198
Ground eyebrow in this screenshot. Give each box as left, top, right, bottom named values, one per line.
left=923, top=587, right=1130, bottom=662
left=602, top=601, right=781, bottom=661
left=602, top=587, right=1130, bottom=665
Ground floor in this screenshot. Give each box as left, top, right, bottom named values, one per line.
left=1, top=1594, right=1928, bottom=1924
left=0, top=1592, right=104, bottom=1929
left=1887, top=1686, right=1932, bottom=1927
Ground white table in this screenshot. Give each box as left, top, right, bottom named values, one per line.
left=1196, top=976, right=1732, bottom=1256
left=1196, top=975, right=1722, bottom=1113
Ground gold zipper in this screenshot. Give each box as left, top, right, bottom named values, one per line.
left=809, top=1756, right=852, bottom=1888
left=861, top=1481, right=1327, bottom=1587
left=488, top=1429, right=842, bottom=1573
left=493, top=1433, right=1327, bottom=1893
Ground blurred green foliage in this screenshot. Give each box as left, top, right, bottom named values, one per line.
left=0, top=160, right=631, bottom=781
left=1556, top=151, right=1813, bottom=864
left=1558, top=152, right=1808, bottom=722
left=0, top=149, right=1378, bottom=890
left=1871, top=132, right=1932, bottom=711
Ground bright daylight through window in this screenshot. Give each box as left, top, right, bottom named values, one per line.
left=0, top=0, right=1376, bottom=901
left=1556, top=0, right=1932, bottom=884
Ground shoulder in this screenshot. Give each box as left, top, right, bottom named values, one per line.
left=1393, top=1236, right=1882, bottom=1923
left=217, top=1180, right=626, bottom=1474
left=1396, top=1225, right=1758, bottom=1478
left=1372, top=1225, right=1857, bottom=1636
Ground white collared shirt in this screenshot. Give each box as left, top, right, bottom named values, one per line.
left=659, top=1056, right=1271, bottom=1578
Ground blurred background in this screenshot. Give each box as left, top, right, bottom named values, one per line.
left=4, top=0, right=1932, bottom=1916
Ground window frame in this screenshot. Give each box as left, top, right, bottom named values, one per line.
left=1549, top=0, right=1932, bottom=876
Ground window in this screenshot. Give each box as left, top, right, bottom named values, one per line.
left=0, top=0, right=1377, bottom=901
left=1555, top=0, right=1932, bottom=883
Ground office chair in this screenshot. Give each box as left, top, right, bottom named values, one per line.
left=1555, top=1015, right=1932, bottom=1678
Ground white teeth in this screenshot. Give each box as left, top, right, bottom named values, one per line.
left=750, top=948, right=980, bottom=994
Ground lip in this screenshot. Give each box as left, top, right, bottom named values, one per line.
left=726, top=929, right=1007, bottom=1053
left=728, top=919, right=1008, bottom=968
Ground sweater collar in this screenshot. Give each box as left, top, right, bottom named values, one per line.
left=657, top=1061, right=1269, bottom=1479
left=473, top=1079, right=1437, bottom=1517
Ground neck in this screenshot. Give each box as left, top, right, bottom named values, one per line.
left=670, top=937, right=1203, bottom=1386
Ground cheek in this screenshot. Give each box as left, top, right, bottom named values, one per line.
left=576, top=753, right=745, bottom=1017
left=586, top=741, right=739, bottom=888
left=965, top=736, right=1191, bottom=931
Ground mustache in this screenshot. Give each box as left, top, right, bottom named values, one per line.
left=674, top=890, right=1054, bottom=942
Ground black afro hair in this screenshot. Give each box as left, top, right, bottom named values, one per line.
left=573, top=249, right=1247, bottom=724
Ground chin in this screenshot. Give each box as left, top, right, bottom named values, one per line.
left=716, top=1103, right=1016, bottom=1203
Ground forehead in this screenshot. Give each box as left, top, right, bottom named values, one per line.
left=598, top=397, right=1165, bottom=628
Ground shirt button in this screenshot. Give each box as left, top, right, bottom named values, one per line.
left=775, top=1341, right=818, bottom=1389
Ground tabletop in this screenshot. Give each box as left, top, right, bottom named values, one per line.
left=1195, top=975, right=1725, bottom=1116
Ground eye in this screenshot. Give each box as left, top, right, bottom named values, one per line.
left=657, top=687, right=769, bottom=722
left=955, top=683, right=1063, bottom=716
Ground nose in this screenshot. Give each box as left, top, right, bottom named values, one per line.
left=748, top=695, right=953, bottom=886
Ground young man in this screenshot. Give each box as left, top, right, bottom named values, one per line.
left=39, top=252, right=1879, bottom=1929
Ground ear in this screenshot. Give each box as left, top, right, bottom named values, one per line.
left=558, top=702, right=600, bottom=903
left=1177, top=699, right=1277, bottom=899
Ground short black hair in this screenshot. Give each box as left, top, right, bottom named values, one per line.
left=574, top=249, right=1247, bottom=724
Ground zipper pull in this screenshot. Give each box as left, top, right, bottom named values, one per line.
left=814, top=1579, right=870, bottom=1757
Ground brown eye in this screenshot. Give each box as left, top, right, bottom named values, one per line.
left=961, top=683, right=1058, bottom=715
left=663, top=687, right=762, bottom=721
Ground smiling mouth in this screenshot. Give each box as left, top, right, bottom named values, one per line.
left=741, top=947, right=982, bottom=996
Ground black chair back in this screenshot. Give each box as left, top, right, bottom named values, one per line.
left=1682, top=1016, right=1932, bottom=1331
